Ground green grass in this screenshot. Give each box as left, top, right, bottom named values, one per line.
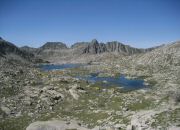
left=0, top=115, right=32, bottom=130
left=105, top=96, right=123, bottom=111
left=128, top=99, right=153, bottom=111
left=73, top=111, right=109, bottom=128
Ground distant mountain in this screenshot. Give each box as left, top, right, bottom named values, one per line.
left=22, top=39, right=164, bottom=63
left=82, top=39, right=146, bottom=55
left=20, top=39, right=159, bottom=56
left=34, top=42, right=68, bottom=59
left=0, top=38, right=34, bottom=61
left=0, top=37, right=164, bottom=63
left=0, top=37, right=44, bottom=63
left=83, top=39, right=107, bottom=54
left=71, top=42, right=88, bottom=49
left=20, top=46, right=38, bottom=54
left=40, top=42, right=67, bottom=50
left=105, top=41, right=144, bottom=54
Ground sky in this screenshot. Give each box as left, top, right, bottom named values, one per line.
left=0, top=0, right=180, bottom=48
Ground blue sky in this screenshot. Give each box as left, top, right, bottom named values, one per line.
left=0, top=0, right=180, bottom=48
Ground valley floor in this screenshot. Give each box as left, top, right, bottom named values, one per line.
left=0, top=57, right=180, bottom=130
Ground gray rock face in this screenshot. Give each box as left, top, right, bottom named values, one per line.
left=83, top=39, right=107, bottom=54
left=106, top=41, right=142, bottom=54
left=82, top=39, right=145, bottom=55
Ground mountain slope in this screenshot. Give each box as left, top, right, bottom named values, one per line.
left=0, top=38, right=35, bottom=62
left=134, top=41, right=180, bottom=70
left=0, top=37, right=46, bottom=63
left=34, top=42, right=69, bottom=61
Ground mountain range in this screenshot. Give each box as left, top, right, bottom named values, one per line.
left=0, top=37, right=178, bottom=64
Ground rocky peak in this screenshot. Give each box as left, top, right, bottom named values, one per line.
left=71, top=42, right=89, bottom=49
left=83, top=39, right=106, bottom=54
left=40, top=42, right=67, bottom=50
left=91, top=39, right=99, bottom=45
left=0, top=37, right=3, bottom=40
left=82, top=39, right=145, bottom=55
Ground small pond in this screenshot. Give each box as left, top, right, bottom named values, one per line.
left=39, top=64, right=149, bottom=90
left=79, top=73, right=148, bottom=90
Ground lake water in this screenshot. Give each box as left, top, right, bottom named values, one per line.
left=40, top=64, right=148, bottom=90
left=39, top=64, right=82, bottom=71
left=80, top=73, right=148, bottom=90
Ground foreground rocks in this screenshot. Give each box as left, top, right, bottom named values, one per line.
left=26, top=120, right=127, bottom=130
left=26, top=120, right=92, bottom=130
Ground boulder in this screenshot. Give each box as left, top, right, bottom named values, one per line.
left=1, top=106, right=11, bottom=115
left=69, top=89, right=79, bottom=100
left=47, top=90, right=64, bottom=100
